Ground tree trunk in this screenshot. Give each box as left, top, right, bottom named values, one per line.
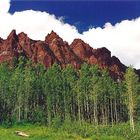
left=114, top=99, right=118, bottom=123
left=129, top=93, right=135, bottom=132
left=93, top=96, right=98, bottom=125
left=18, top=105, right=21, bottom=122
left=110, top=99, right=114, bottom=126
left=77, top=94, right=81, bottom=124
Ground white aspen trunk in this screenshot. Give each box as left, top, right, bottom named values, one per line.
left=101, top=106, right=105, bottom=125
left=129, top=90, right=135, bottom=132
left=77, top=95, right=81, bottom=124
left=86, top=97, right=90, bottom=121
left=114, top=99, right=118, bottom=123
left=110, top=99, right=114, bottom=126
left=94, top=96, right=98, bottom=125
left=18, top=105, right=21, bottom=122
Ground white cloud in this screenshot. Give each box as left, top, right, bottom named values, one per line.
left=81, top=18, right=140, bottom=68
left=0, top=10, right=80, bottom=43
left=0, top=0, right=10, bottom=14
left=0, top=0, right=140, bottom=69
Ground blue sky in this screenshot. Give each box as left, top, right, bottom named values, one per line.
left=9, top=1, right=140, bottom=33
left=0, top=0, right=140, bottom=68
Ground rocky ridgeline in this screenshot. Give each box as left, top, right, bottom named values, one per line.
left=0, top=30, right=139, bottom=79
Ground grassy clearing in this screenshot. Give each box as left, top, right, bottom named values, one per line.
left=0, top=122, right=139, bottom=140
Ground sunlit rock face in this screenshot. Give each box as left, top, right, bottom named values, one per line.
left=0, top=30, right=137, bottom=80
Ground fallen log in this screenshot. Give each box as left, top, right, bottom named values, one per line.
left=15, top=131, right=30, bottom=137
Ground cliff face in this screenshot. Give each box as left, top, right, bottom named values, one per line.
left=0, top=30, right=133, bottom=79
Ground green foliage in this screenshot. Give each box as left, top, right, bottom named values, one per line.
left=1, top=122, right=140, bottom=140
left=124, top=66, right=140, bottom=131
left=0, top=59, right=140, bottom=138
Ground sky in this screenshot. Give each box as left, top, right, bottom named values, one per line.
left=9, top=0, right=140, bottom=33
left=0, top=0, right=140, bottom=69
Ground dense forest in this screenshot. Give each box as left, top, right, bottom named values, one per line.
left=0, top=57, right=139, bottom=132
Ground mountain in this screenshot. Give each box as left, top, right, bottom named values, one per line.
left=0, top=30, right=138, bottom=80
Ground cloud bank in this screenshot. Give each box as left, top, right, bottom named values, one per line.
left=0, top=0, right=140, bottom=68
left=0, top=0, right=10, bottom=14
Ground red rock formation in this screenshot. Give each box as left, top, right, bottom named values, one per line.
left=0, top=30, right=18, bottom=52
left=45, top=32, right=81, bottom=68
left=45, top=31, right=63, bottom=44
left=70, top=39, right=93, bottom=61
left=0, top=30, right=137, bottom=79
